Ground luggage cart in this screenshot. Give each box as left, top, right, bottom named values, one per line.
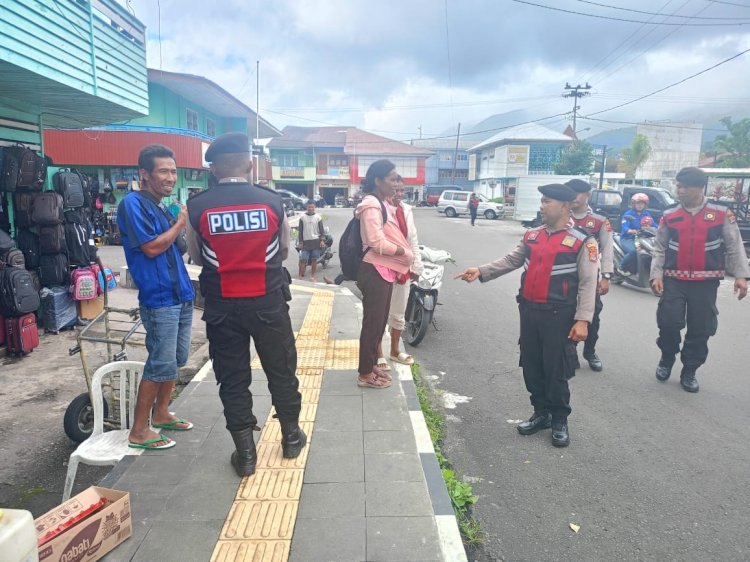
left=63, top=263, right=146, bottom=443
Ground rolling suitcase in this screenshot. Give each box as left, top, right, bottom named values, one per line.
left=5, top=313, right=39, bottom=356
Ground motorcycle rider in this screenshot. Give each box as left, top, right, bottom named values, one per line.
left=619, top=193, right=653, bottom=276
left=565, top=179, right=613, bottom=372
left=650, top=167, right=750, bottom=392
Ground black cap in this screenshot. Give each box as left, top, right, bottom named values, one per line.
left=205, top=132, right=250, bottom=162
left=565, top=179, right=592, bottom=193
left=675, top=166, right=706, bottom=188
left=538, top=183, right=576, bottom=202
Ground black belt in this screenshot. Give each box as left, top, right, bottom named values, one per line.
left=517, top=297, right=575, bottom=311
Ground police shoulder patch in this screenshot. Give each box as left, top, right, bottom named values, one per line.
left=704, top=210, right=716, bottom=222
left=585, top=219, right=596, bottom=229
left=586, top=241, right=598, bottom=263
left=526, top=229, right=540, bottom=241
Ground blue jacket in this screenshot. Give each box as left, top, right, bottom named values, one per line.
left=620, top=209, right=654, bottom=240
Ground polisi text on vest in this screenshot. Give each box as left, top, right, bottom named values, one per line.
left=208, top=209, right=268, bottom=235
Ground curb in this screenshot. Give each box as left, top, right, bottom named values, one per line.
left=393, top=360, right=469, bottom=562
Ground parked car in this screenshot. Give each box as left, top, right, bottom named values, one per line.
left=423, top=184, right=463, bottom=206
left=437, top=190, right=504, bottom=219
left=589, top=186, right=675, bottom=225
left=276, top=189, right=307, bottom=211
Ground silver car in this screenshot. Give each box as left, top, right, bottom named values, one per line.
left=437, top=190, right=504, bottom=219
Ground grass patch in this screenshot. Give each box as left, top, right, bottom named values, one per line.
left=10, top=485, right=47, bottom=509
left=411, top=363, right=486, bottom=547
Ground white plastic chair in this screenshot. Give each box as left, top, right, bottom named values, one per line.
left=62, top=361, right=146, bottom=501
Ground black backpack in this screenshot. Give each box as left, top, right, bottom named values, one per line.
left=338, top=195, right=387, bottom=281
left=17, top=229, right=40, bottom=270
left=39, top=224, right=66, bottom=255
left=53, top=170, right=85, bottom=208
left=1, top=148, right=20, bottom=192
left=1, top=248, right=25, bottom=269
left=39, top=253, right=69, bottom=287
left=64, top=210, right=92, bottom=266
left=13, top=191, right=35, bottom=228
left=32, top=192, right=64, bottom=225
left=0, top=267, right=40, bottom=316
left=8, top=146, right=46, bottom=191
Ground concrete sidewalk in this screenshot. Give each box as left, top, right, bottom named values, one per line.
left=99, top=282, right=466, bottom=562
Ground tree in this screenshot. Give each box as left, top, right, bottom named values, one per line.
left=554, top=140, right=594, bottom=175
left=620, top=134, right=652, bottom=179
left=713, top=117, right=750, bottom=167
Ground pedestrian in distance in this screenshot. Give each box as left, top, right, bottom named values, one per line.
left=469, top=193, right=479, bottom=226
left=619, top=193, right=653, bottom=276
left=117, top=144, right=195, bottom=451
left=565, top=179, right=614, bottom=372
left=456, top=183, right=598, bottom=447
left=355, top=160, right=414, bottom=389
left=186, top=133, right=305, bottom=477
left=297, top=200, right=326, bottom=282
left=376, top=175, right=424, bottom=369
left=650, top=167, right=750, bottom=393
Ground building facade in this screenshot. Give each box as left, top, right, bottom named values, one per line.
left=44, top=69, right=280, bottom=209
left=412, top=138, right=473, bottom=190
left=635, top=121, right=702, bottom=181
left=268, top=127, right=432, bottom=204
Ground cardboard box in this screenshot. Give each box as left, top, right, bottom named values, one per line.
left=77, top=296, right=105, bottom=321
left=34, top=487, right=131, bottom=562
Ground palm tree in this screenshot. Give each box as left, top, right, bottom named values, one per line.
left=620, top=134, right=652, bottom=179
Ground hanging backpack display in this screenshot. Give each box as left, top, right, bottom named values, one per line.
left=39, top=224, right=66, bottom=255
left=70, top=267, right=97, bottom=301
left=1, top=149, right=19, bottom=192
left=39, top=253, right=68, bottom=287
left=8, top=146, right=46, bottom=191
left=1, top=248, right=25, bottom=269
left=63, top=210, right=92, bottom=266
left=16, top=229, right=40, bottom=270
left=0, top=267, right=40, bottom=316
left=31, top=192, right=64, bottom=225
left=53, top=170, right=85, bottom=208
left=13, top=191, right=35, bottom=228
left=92, top=263, right=117, bottom=294
left=0, top=229, right=15, bottom=256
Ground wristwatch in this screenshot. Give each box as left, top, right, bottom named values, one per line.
left=602, top=273, right=612, bottom=279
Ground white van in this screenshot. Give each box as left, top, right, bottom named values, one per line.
left=437, top=190, right=504, bottom=219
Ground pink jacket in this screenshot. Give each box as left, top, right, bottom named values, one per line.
left=355, top=195, right=413, bottom=275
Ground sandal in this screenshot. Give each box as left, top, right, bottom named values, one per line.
left=128, top=434, right=176, bottom=450
left=376, top=357, right=391, bottom=371
left=389, top=352, right=414, bottom=365
left=357, top=373, right=391, bottom=389
left=152, top=417, right=194, bottom=431
left=372, top=365, right=392, bottom=382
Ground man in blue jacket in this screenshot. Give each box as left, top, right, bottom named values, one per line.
left=619, top=193, right=654, bottom=275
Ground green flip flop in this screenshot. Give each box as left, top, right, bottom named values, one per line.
left=152, top=417, right=194, bottom=431
left=128, top=435, right=175, bottom=450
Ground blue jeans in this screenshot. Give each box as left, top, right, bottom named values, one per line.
left=140, top=301, right=193, bottom=382
left=620, top=238, right=637, bottom=272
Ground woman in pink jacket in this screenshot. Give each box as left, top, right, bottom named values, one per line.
left=355, top=160, right=413, bottom=388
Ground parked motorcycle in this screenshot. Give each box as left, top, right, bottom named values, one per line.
left=318, top=227, right=335, bottom=268
left=612, top=226, right=657, bottom=288
left=404, top=246, right=453, bottom=346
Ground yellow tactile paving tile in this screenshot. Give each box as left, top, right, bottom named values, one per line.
left=295, top=374, right=321, bottom=388
left=220, top=500, right=298, bottom=540
left=299, top=388, right=320, bottom=404
left=236, top=469, right=304, bottom=501
left=269, top=403, right=317, bottom=422
left=211, top=540, right=290, bottom=562
left=258, top=421, right=314, bottom=444
left=255, top=442, right=310, bottom=469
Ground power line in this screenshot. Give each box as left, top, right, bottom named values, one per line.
left=704, top=0, right=750, bottom=7
left=586, top=47, right=750, bottom=116
left=510, top=0, right=750, bottom=25
left=581, top=116, right=728, bottom=133
left=573, top=0, right=750, bottom=19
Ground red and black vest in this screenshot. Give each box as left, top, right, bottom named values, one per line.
left=520, top=226, right=589, bottom=306
left=572, top=210, right=609, bottom=242
left=187, top=182, right=285, bottom=299
left=662, top=202, right=726, bottom=281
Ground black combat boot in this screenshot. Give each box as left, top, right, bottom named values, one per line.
left=680, top=368, right=700, bottom=393
left=517, top=412, right=552, bottom=435
left=583, top=351, right=603, bottom=372
left=655, top=358, right=674, bottom=382
left=229, top=427, right=257, bottom=477
left=280, top=420, right=307, bottom=458
left=551, top=421, right=570, bottom=448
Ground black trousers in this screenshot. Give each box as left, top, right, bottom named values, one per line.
left=656, top=278, right=719, bottom=371
left=203, top=290, right=301, bottom=432
left=357, top=262, right=393, bottom=375
left=583, top=291, right=603, bottom=356
left=519, top=302, right=577, bottom=422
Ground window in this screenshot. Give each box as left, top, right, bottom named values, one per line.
left=278, top=153, right=299, bottom=167
left=439, top=169, right=468, bottom=180
left=358, top=156, right=418, bottom=178
left=186, top=108, right=198, bottom=131
left=329, top=155, right=348, bottom=167
left=457, top=154, right=468, bottom=161
left=206, top=119, right=216, bottom=137
left=443, top=192, right=453, bottom=201
left=453, top=192, right=469, bottom=202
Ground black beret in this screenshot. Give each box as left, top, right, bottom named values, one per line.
left=675, top=167, right=706, bottom=187
left=538, top=183, right=576, bottom=202
left=565, top=179, right=592, bottom=193
left=205, top=132, right=250, bottom=162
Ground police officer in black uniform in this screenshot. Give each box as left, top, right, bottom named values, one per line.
left=457, top=184, right=599, bottom=447
left=186, top=133, right=305, bottom=476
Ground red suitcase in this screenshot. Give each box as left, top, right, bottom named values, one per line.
left=6, top=313, right=39, bottom=356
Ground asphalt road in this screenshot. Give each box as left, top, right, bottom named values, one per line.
left=320, top=206, right=750, bottom=562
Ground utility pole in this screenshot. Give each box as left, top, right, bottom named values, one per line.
left=418, top=125, right=422, bottom=140
left=562, top=82, right=591, bottom=134
left=451, top=123, right=461, bottom=182
left=255, top=60, right=260, bottom=184
left=598, top=145, right=607, bottom=189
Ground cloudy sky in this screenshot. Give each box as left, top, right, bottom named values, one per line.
left=119, top=0, right=750, bottom=141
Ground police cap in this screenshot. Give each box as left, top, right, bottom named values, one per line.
left=565, top=179, right=592, bottom=193
left=205, top=132, right=250, bottom=162
left=538, top=183, right=576, bottom=202
left=675, top=166, right=706, bottom=188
